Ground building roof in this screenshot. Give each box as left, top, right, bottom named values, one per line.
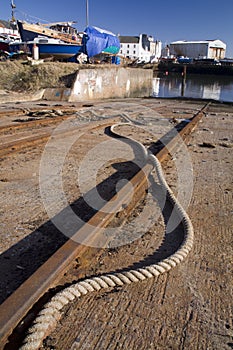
left=119, top=36, right=140, bottom=44
left=0, top=20, right=11, bottom=29
left=171, top=39, right=226, bottom=48
left=0, top=19, right=17, bottom=30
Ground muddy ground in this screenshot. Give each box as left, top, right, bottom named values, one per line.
left=0, top=97, right=232, bottom=349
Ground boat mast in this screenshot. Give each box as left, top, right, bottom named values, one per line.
left=10, top=0, right=16, bottom=23
left=86, top=0, right=89, bottom=27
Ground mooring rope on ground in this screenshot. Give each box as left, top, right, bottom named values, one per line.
left=20, top=122, right=194, bottom=350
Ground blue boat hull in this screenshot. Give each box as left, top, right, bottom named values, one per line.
left=32, top=43, right=83, bottom=59
left=9, top=42, right=83, bottom=60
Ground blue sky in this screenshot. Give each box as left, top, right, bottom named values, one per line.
left=2, top=0, right=233, bottom=57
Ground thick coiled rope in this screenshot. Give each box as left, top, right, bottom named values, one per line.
left=20, top=123, right=194, bottom=350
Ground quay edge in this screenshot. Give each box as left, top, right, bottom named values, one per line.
left=158, top=62, right=233, bottom=75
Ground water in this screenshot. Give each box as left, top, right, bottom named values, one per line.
left=152, top=73, right=233, bottom=102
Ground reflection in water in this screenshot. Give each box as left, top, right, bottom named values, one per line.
left=152, top=73, right=233, bottom=102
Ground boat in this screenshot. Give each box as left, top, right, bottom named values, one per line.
left=0, top=32, right=21, bottom=60
left=9, top=1, right=120, bottom=62
left=14, top=24, right=120, bottom=61
left=9, top=36, right=84, bottom=60
left=0, top=2, right=19, bottom=53
left=0, top=17, right=20, bottom=52
left=8, top=0, right=82, bottom=45
left=83, top=26, right=120, bottom=57
left=0, top=32, right=20, bottom=50
left=0, top=34, right=12, bottom=51
left=17, top=20, right=83, bottom=45
left=17, top=22, right=120, bottom=57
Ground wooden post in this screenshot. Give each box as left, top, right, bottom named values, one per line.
left=181, top=65, right=187, bottom=97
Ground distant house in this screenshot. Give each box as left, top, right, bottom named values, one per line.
left=169, top=39, right=226, bottom=59
left=119, top=34, right=162, bottom=63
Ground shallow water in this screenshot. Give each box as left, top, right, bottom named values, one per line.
left=152, top=73, right=233, bottom=102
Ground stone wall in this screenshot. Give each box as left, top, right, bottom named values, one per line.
left=43, top=67, right=153, bottom=101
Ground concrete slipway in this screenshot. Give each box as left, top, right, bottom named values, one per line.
left=0, top=93, right=232, bottom=349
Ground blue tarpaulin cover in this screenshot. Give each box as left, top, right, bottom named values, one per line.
left=83, top=26, right=120, bottom=57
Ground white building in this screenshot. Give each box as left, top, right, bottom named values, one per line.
left=169, top=39, right=226, bottom=59
left=119, top=34, right=162, bottom=63
left=0, top=20, right=19, bottom=35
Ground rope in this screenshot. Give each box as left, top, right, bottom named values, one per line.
left=20, top=123, right=194, bottom=350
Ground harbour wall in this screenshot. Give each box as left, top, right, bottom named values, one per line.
left=158, top=62, right=233, bottom=75
left=43, top=67, right=153, bottom=101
